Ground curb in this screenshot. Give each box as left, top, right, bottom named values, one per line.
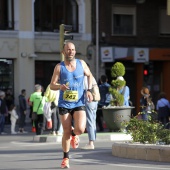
left=112, top=142, right=170, bottom=163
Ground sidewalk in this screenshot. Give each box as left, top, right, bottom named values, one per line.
left=33, top=132, right=132, bottom=143
left=3, top=121, right=132, bottom=143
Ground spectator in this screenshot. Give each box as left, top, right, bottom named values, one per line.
left=140, top=87, right=155, bottom=121
left=156, top=92, right=170, bottom=129
left=44, top=84, right=63, bottom=135
left=29, top=84, right=48, bottom=135
left=117, top=76, right=130, bottom=106
left=5, top=88, right=14, bottom=124
left=0, top=91, right=8, bottom=134
left=18, top=89, right=27, bottom=133
left=96, top=75, right=111, bottom=132
left=81, top=74, right=99, bottom=149
left=8, top=104, right=19, bottom=134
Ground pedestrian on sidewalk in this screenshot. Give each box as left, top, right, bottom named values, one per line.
left=8, top=104, right=19, bottom=134
left=29, top=84, right=48, bottom=135
left=81, top=73, right=99, bottom=150
left=0, top=91, right=8, bottom=135
left=50, top=42, right=93, bottom=169
left=140, top=87, right=155, bottom=121
left=44, top=84, right=63, bottom=135
left=96, top=75, right=111, bottom=132
left=5, top=88, right=14, bottom=124
left=156, top=92, right=170, bottom=128
left=18, top=89, right=27, bottom=133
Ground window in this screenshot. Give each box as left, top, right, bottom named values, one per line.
left=34, top=0, right=78, bottom=32
left=159, top=8, right=170, bottom=36
left=0, top=0, right=14, bottom=30
left=112, top=6, right=136, bottom=35
left=0, top=59, right=14, bottom=91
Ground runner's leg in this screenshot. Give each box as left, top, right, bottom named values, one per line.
left=60, top=113, right=72, bottom=152
left=73, top=110, right=86, bottom=135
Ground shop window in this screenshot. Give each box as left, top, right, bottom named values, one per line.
left=34, top=0, right=78, bottom=32
left=0, top=0, right=14, bottom=30
left=0, top=59, right=14, bottom=91
left=159, top=8, right=170, bottom=36
left=112, top=6, right=136, bottom=35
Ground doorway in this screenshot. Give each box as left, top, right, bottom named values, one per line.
left=35, top=60, right=60, bottom=90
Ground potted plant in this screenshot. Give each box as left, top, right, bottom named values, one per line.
left=102, top=62, right=134, bottom=131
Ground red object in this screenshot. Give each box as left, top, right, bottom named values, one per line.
left=103, top=121, right=107, bottom=129
left=47, top=120, right=52, bottom=129
left=143, top=69, right=148, bottom=76
left=32, top=126, right=36, bottom=132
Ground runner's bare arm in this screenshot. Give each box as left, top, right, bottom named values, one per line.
left=50, top=63, right=61, bottom=90
left=50, top=63, right=69, bottom=91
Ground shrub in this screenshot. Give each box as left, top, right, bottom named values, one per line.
left=109, top=62, right=126, bottom=106
left=123, top=113, right=170, bottom=144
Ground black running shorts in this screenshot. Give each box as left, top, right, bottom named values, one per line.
left=59, top=106, right=86, bottom=116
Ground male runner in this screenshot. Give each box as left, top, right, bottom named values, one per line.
left=50, top=42, right=93, bottom=168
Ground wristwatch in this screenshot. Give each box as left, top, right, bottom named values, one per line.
left=87, top=89, right=93, bottom=93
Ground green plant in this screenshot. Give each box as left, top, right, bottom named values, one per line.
left=122, top=113, right=170, bottom=144
left=109, top=62, right=126, bottom=106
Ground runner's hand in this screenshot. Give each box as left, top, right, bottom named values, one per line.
left=60, top=84, right=70, bottom=91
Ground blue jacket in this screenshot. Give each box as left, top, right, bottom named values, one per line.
left=98, top=82, right=111, bottom=106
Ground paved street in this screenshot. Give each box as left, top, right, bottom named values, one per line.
left=0, top=124, right=170, bottom=170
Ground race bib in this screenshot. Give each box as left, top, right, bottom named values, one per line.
left=63, top=90, right=78, bottom=102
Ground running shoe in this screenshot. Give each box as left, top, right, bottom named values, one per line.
left=81, top=144, right=95, bottom=150
left=70, top=135, right=79, bottom=149
left=61, top=158, right=69, bottom=169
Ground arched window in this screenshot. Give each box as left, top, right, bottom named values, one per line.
left=34, top=0, right=78, bottom=32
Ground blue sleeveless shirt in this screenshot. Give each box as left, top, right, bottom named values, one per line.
left=58, top=59, right=85, bottom=109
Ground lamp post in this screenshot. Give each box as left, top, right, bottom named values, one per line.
left=96, top=0, right=99, bottom=81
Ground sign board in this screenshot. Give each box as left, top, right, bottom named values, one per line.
left=100, top=47, right=114, bottom=62
left=134, top=48, right=149, bottom=63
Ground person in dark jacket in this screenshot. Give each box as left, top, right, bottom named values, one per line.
left=156, top=92, right=170, bottom=129
left=18, top=89, right=27, bottom=133
left=0, top=91, right=8, bottom=134
left=5, top=88, right=14, bottom=124
left=96, top=75, right=111, bottom=132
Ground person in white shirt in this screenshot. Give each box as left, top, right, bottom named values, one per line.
left=9, top=104, right=19, bottom=134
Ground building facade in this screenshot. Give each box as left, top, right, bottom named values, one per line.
left=91, top=0, right=170, bottom=114
left=0, top=0, right=93, bottom=105
left=1, top=0, right=170, bottom=114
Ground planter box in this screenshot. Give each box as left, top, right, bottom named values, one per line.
left=102, top=107, right=134, bottom=131
left=112, top=142, right=170, bottom=163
